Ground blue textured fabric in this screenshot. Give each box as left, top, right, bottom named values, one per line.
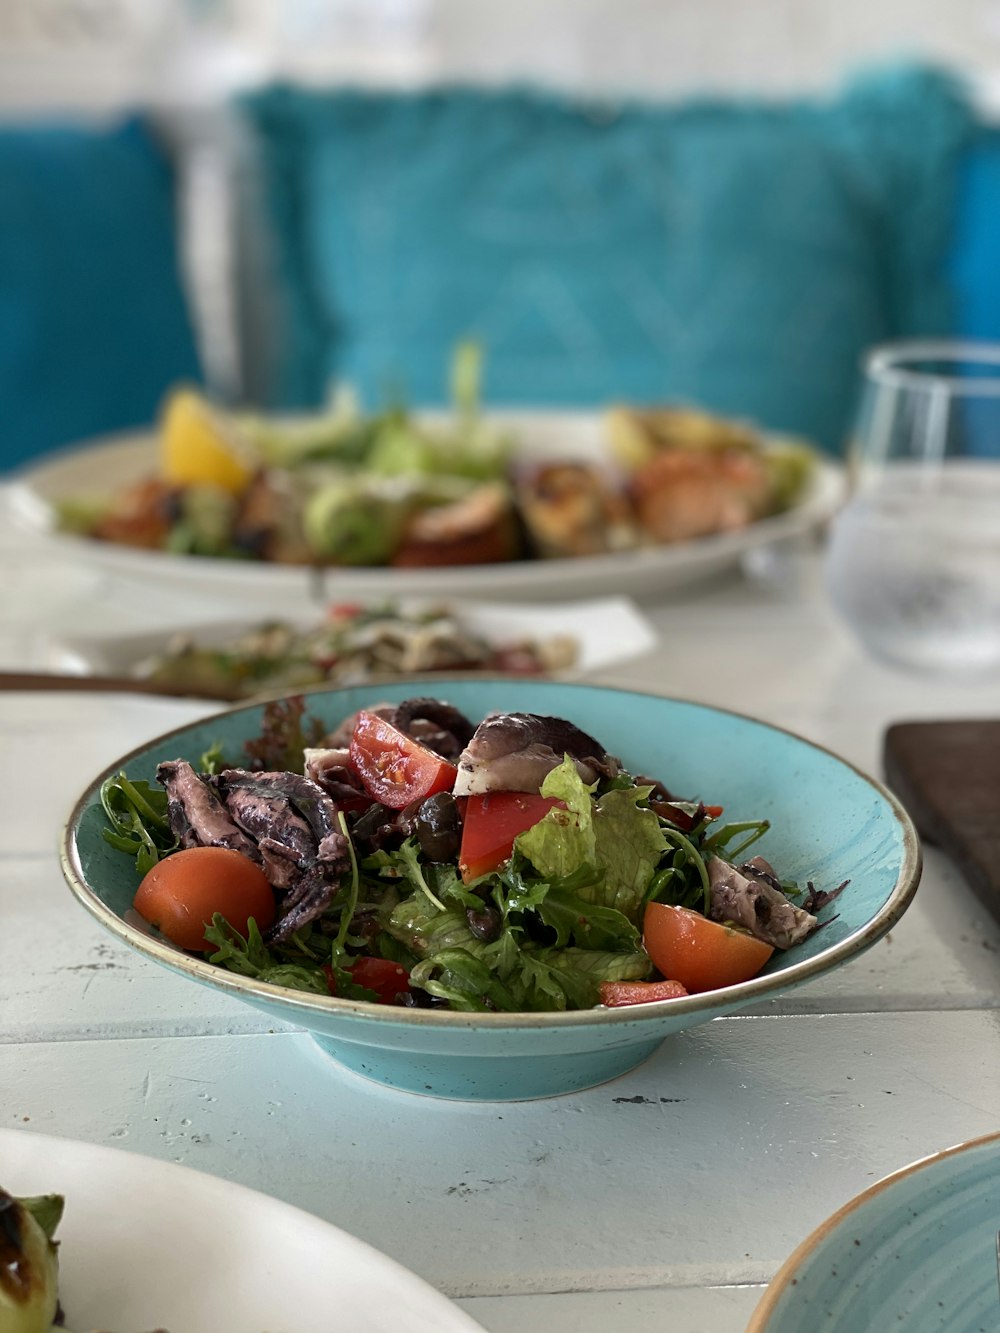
left=243, top=67, right=973, bottom=452
left=0, top=118, right=201, bottom=474
left=950, top=127, right=1000, bottom=343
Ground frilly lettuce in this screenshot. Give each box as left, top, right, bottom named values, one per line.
left=516, top=758, right=667, bottom=922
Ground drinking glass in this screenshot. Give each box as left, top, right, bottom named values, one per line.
left=825, top=342, right=1000, bottom=674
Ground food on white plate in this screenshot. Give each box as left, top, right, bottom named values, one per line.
left=0, top=1189, right=61, bottom=1333
left=0, top=1188, right=165, bottom=1333
left=99, top=695, right=847, bottom=1012
left=55, top=347, right=818, bottom=569
left=129, top=603, right=578, bottom=700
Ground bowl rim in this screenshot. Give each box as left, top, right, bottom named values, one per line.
left=59, top=679, right=923, bottom=1030
left=745, top=1129, right=1000, bottom=1330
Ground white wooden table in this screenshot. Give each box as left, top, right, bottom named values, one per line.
left=1, top=524, right=998, bottom=1332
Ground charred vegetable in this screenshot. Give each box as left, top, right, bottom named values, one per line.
left=0, top=1189, right=62, bottom=1333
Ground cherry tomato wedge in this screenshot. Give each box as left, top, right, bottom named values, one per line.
left=323, top=957, right=411, bottom=1005
left=459, top=791, right=565, bottom=882
left=642, top=902, right=774, bottom=993
left=349, top=711, right=458, bottom=809
left=599, top=979, right=689, bottom=1006
left=134, top=846, right=276, bottom=952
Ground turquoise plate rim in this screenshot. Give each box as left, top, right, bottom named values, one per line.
left=60, top=678, right=922, bottom=1030
left=747, top=1129, right=1000, bottom=1330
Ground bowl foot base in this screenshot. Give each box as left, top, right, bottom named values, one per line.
left=308, top=1033, right=665, bottom=1101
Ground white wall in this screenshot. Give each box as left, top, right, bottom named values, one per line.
left=1, top=0, right=1000, bottom=113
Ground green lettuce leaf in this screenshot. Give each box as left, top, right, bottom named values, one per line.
left=500, top=858, right=639, bottom=952
left=515, top=759, right=667, bottom=921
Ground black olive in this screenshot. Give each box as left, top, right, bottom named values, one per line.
left=466, top=905, right=502, bottom=942
left=351, top=802, right=409, bottom=852
left=402, top=989, right=450, bottom=1009
left=412, top=792, right=461, bottom=863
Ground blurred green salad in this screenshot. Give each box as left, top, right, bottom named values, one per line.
left=55, top=342, right=819, bottom=568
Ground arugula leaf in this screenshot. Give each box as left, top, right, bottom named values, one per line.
left=368, top=840, right=483, bottom=911
left=203, top=916, right=328, bottom=993
left=324, top=940, right=380, bottom=1003
left=100, top=772, right=178, bottom=875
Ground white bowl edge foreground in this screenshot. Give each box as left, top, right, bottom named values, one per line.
left=0, top=1126, right=484, bottom=1333
left=6, top=416, right=846, bottom=605
left=60, top=681, right=921, bottom=1101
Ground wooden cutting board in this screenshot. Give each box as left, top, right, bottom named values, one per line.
left=883, top=719, right=1000, bottom=921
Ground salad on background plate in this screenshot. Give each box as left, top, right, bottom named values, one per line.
left=52, top=597, right=657, bottom=703
left=8, top=376, right=843, bottom=604
left=48, top=345, right=819, bottom=572
left=101, top=693, right=848, bottom=1013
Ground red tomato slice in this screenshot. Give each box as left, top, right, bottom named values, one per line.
left=643, top=902, right=774, bottom=993
left=459, top=791, right=564, bottom=882
left=349, top=711, right=458, bottom=809
left=323, top=957, right=411, bottom=1005
left=599, top=979, right=689, bottom=1007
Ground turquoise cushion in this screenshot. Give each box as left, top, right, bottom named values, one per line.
left=950, top=127, right=1000, bottom=342
left=243, top=66, right=972, bottom=452
left=0, top=118, right=201, bottom=474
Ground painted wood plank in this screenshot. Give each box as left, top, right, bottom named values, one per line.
left=1, top=1012, right=995, bottom=1301
left=457, top=1282, right=765, bottom=1333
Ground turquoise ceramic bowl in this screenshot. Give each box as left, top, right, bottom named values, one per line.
left=749, top=1132, right=1000, bottom=1331
left=61, top=680, right=921, bottom=1101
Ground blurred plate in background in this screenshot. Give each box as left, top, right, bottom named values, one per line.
left=6, top=413, right=845, bottom=604
left=50, top=595, right=658, bottom=695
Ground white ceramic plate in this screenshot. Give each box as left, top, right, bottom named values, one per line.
left=0, top=1127, right=483, bottom=1333
left=5, top=411, right=845, bottom=606
left=50, top=595, right=657, bottom=685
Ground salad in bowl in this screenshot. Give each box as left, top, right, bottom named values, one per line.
left=62, top=680, right=920, bottom=1100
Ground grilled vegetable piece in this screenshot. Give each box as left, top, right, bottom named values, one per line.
left=515, top=462, right=637, bottom=558
left=392, top=483, right=521, bottom=567
left=604, top=404, right=763, bottom=469
left=303, top=480, right=408, bottom=565
left=0, top=1189, right=62, bottom=1333
left=629, top=448, right=773, bottom=544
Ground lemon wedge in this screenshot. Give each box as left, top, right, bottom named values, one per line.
left=160, top=389, right=253, bottom=494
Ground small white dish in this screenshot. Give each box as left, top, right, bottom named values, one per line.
left=0, top=1127, right=484, bottom=1332
left=50, top=595, right=658, bottom=683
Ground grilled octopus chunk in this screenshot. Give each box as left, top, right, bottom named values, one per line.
left=453, top=712, right=619, bottom=796
left=326, top=698, right=475, bottom=760
left=707, top=855, right=818, bottom=949
left=390, top=698, right=475, bottom=760
left=156, top=760, right=260, bottom=861
left=303, top=746, right=367, bottom=802
left=210, top=770, right=345, bottom=860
